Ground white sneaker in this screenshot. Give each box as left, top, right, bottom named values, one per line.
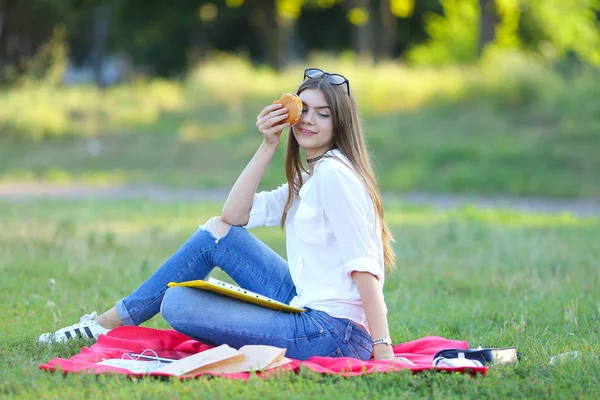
left=38, top=312, right=111, bottom=344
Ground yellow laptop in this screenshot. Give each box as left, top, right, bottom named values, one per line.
left=167, top=277, right=305, bottom=313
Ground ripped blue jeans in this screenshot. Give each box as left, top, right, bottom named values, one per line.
left=115, top=218, right=373, bottom=361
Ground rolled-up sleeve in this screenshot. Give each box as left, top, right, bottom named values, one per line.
left=319, top=168, right=383, bottom=281
left=244, top=183, right=289, bottom=229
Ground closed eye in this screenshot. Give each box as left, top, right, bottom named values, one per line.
left=301, top=109, right=329, bottom=118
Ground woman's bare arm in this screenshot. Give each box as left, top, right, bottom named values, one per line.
left=221, top=103, right=289, bottom=225
left=352, top=271, right=395, bottom=360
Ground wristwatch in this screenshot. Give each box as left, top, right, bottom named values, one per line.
left=372, top=336, right=393, bottom=346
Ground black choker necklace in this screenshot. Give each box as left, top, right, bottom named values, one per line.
left=306, top=153, right=327, bottom=163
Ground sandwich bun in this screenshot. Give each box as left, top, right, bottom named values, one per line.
left=272, top=92, right=302, bottom=126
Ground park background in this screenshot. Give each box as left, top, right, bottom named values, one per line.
left=1, top=1, right=599, bottom=399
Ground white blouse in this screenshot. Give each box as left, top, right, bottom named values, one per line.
left=244, top=149, right=386, bottom=331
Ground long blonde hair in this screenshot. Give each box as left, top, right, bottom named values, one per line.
left=280, top=76, right=396, bottom=271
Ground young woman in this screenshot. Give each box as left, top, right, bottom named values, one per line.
left=39, top=68, right=397, bottom=361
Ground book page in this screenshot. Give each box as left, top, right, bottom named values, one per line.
left=239, top=345, right=290, bottom=370
left=192, top=345, right=290, bottom=374
left=155, top=344, right=244, bottom=376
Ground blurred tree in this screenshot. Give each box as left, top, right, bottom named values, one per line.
left=109, top=0, right=195, bottom=76
left=109, top=0, right=298, bottom=73
left=249, top=0, right=293, bottom=71
left=478, top=0, right=497, bottom=55
left=407, top=0, right=598, bottom=66
left=91, top=3, right=110, bottom=88
left=375, top=0, right=398, bottom=61
left=1, top=0, right=598, bottom=83
left=0, top=0, right=91, bottom=84
left=297, top=0, right=350, bottom=57
left=406, top=0, right=479, bottom=64
left=345, top=0, right=374, bottom=59
left=392, top=0, right=442, bottom=56
left=519, top=0, right=600, bottom=67
left=21, top=24, right=68, bottom=86
left=0, top=0, right=16, bottom=79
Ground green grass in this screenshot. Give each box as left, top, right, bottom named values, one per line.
left=1, top=199, right=599, bottom=398
left=1, top=54, right=599, bottom=198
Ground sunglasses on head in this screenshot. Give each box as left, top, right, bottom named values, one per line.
left=303, top=68, right=350, bottom=96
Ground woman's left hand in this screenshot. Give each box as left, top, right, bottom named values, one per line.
left=372, top=344, right=395, bottom=360
left=374, top=353, right=416, bottom=366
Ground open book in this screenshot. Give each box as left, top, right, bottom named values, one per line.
left=155, top=344, right=291, bottom=376
left=167, top=277, right=305, bottom=313
left=96, top=344, right=290, bottom=375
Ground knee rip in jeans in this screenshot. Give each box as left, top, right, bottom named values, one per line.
left=200, top=216, right=231, bottom=244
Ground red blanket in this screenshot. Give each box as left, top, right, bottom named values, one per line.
left=39, top=326, right=486, bottom=379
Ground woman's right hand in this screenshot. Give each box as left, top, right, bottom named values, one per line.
left=256, top=103, right=290, bottom=147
